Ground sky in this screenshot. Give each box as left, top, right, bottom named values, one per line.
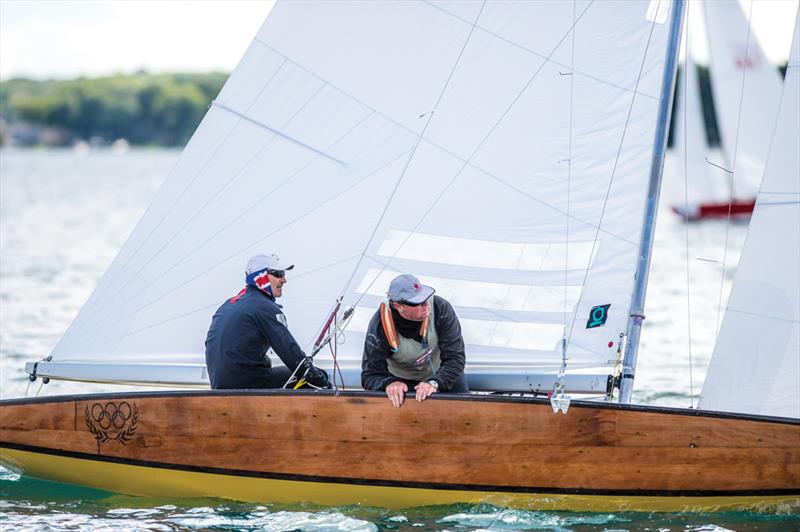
left=0, top=0, right=797, bottom=81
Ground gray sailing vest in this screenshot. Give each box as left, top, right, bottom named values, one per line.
left=386, top=301, right=440, bottom=381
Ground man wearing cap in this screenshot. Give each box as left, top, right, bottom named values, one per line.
left=205, top=253, right=330, bottom=390
left=361, top=274, right=468, bottom=407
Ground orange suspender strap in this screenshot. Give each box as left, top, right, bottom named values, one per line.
left=380, top=302, right=399, bottom=353
left=419, top=315, right=429, bottom=340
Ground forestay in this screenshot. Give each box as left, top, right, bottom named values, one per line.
left=702, top=0, right=784, bottom=199
left=36, top=1, right=677, bottom=391
left=699, top=11, right=800, bottom=419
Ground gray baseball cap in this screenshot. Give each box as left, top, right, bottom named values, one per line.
left=387, top=274, right=435, bottom=304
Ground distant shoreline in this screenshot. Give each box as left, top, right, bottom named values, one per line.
left=0, top=72, right=228, bottom=148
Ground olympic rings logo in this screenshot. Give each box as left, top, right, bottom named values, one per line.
left=84, top=401, right=138, bottom=445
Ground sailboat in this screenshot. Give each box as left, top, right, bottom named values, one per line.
left=1, top=0, right=798, bottom=512
left=673, top=0, right=786, bottom=220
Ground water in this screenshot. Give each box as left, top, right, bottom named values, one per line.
left=0, top=149, right=795, bottom=530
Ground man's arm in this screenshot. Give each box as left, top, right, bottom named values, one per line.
left=432, top=296, right=466, bottom=391
left=361, top=311, right=397, bottom=391
left=254, top=307, right=306, bottom=372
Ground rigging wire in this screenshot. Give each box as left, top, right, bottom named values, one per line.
left=714, top=0, right=755, bottom=336
left=556, top=0, right=577, bottom=398
left=681, top=1, right=695, bottom=408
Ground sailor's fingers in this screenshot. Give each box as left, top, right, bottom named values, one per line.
left=415, top=382, right=436, bottom=402
left=386, top=382, right=407, bottom=408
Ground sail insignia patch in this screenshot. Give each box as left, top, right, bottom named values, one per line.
left=586, top=304, right=610, bottom=329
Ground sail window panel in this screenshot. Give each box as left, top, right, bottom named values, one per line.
left=216, top=41, right=288, bottom=111
left=377, top=231, right=596, bottom=273
left=258, top=1, right=479, bottom=134
left=356, top=268, right=581, bottom=313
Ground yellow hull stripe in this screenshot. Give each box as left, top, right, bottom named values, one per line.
left=2, top=448, right=798, bottom=513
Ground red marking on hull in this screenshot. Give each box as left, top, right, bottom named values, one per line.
left=671, top=199, right=756, bottom=221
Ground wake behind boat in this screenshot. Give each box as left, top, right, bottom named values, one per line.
left=1, top=0, right=798, bottom=512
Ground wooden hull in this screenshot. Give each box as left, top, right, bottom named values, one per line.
left=1, top=390, right=798, bottom=512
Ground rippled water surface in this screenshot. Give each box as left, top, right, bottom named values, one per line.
left=0, top=149, right=796, bottom=530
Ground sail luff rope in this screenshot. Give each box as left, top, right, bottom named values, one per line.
left=565, top=1, right=662, bottom=346
left=339, top=0, right=488, bottom=303
left=714, top=0, right=755, bottom=336
left=681, top=2, right=695, bottom=408
left=344, top=0, right=596, bottom=311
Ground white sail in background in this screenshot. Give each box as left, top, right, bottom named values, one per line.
left=702, top=0, right=784, bottom=199
left=670, top=36, right=720, bottom=216
left=700, top=12, right=800, bottom=419
left=39, top=1, right=677, bottom=389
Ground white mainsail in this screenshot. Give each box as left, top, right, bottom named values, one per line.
left=33, top=1, right=678, bottom=391
left=701, top=0, right=784, bottom=199
left=699, top=11, right=800, bottom=419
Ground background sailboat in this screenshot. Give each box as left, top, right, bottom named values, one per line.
left=694, top=0, right=785, bottom=219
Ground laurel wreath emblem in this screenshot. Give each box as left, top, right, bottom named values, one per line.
left=84, top=401, right=138, bottom=445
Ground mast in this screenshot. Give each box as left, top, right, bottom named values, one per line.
left=619, top=0, right=686, bottom=403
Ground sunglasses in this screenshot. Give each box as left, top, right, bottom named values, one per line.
left=399, top=298, right=428, bottom=307
left=267, top=269, right=285, bottom=278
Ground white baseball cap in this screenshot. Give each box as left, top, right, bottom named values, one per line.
left=245, top=253, right=294, bottom=274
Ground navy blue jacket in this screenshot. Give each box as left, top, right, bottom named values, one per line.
left=205, top=286, right=306, bottom=389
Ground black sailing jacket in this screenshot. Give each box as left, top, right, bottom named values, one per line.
left=361, top=295, right=466, bottom=391
left=205, top=286, right=306, bottom=389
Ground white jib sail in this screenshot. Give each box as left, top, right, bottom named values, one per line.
left=699, top=10, right=800, bottom=419
left=39, top=1, right=677, bottom=390
left=701, top=0, right=784, bottom=200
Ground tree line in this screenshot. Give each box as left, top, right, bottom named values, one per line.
left=0, top=65, right=786, bottom=148
left=0, top=72, right=227, bottom=147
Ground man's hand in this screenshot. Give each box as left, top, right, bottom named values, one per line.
left=386, top=381, right=408, bottom=408
left=414, top=381, right=437, bottom=402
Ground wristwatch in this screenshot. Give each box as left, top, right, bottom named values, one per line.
left=427, top=379, right=439, bottom=391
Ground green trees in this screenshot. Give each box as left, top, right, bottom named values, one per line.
left=0, top=72, right=227, bottom=146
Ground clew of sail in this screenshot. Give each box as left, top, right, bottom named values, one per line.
left=33, top=1, right=677, bottom=392
left=699, top=11, right=800, bottom=419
